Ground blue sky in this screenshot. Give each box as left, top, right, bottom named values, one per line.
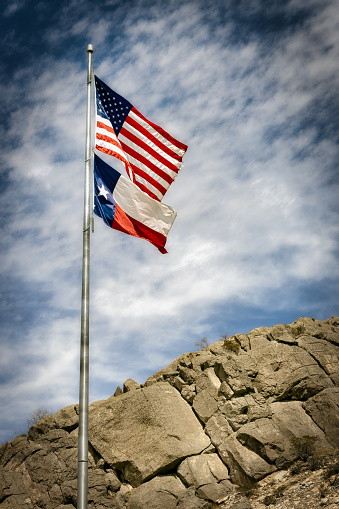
left=0, top=0, right=338, bottom=443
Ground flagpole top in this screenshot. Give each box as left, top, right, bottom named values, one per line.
left=87, top=44, right=93, bottom=53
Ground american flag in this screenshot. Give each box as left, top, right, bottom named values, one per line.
left=95, top=76, right=187, bottom=202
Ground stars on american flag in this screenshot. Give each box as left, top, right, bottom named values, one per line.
left=96, top=85, right=131, bottom=135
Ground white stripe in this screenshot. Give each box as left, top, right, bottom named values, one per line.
left=96, top=137, right=129, bottom=162
left=96, top=124, right=128, bottom=161
left=96, top=115, right=112, bottom=128
left=123, top=121, right=180, bottom=167
left=129, top=110, right=186, bottom=157
left=119, top=133, right=179, bottom=179
left=126, top=152, right=172, bottom=191
left=133, top=174, right=165, bottom=201
left=113, top=175, right=177, bottom=235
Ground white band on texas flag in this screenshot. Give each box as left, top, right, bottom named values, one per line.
left=94, top=154, right=177, bottom=253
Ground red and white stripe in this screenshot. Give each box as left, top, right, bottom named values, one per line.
left=95, top=115, right=134, bottom=182
left=95, top=108, right=187, bottom=202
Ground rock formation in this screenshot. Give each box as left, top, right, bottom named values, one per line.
left=1, top=316, right=339, bottom=508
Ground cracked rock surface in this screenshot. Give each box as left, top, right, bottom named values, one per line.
left=1, top=316, right=338, bottom=508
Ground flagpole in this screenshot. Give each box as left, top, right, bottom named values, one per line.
left=77, top=43, right=93, bottom=509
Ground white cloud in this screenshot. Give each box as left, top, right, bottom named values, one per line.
left=0, top=0, right=338, bottom=443
left=3, top=0, right=26, bottom=17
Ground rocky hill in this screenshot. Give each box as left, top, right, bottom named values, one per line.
left=1, top=316, right=339, bottom=508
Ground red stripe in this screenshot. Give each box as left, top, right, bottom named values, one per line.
left=129, top=164, right=167, bottom=198
left=132, top=107, right=188, bottom=153
left=97, top=120, right=115, bottom=134
left=120, top=140, right=175, bottom=184
left=96, top=132, right=125, bottom=152
left=132, top=182, right=161, bottom=202
left=112, top=202, right=167, bottom=253
left=124, top=116, right=182, bottom=161
left=120, top=126, right=179, bottom=173
left=95, top=144, right=129, bottom=167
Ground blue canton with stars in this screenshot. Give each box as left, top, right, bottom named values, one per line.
left=95, top=75, right=132, bottom=136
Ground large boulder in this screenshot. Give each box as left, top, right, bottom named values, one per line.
left=250, top=342, right=333, bottom=400
left=236, top=418, right=293, bottom=467
left=88, top=382, right=210, bottom=487
left=128, top=475, right=186, bottom=509
left=216, top=434, right=276, bottom=484
left=271, top=400, right=333, bottom=454
left=303, top=388, right=339, bottom=447
left=177, top=453, right=233, bottom=503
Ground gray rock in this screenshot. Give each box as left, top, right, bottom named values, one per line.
left=28, top=404, right=79, bottom=440
left=0, top=495, right=34, bottom=508
left=217, top=434, right=276, bottom=484
left=88, top=382, right=210, bottom=487
left=246, top=393, right=272, bottom=421
left=123, top=378, right=140, bottom=393
left=205, top=411, right=233, bottom=447
left=192, top=388, right=218, bottom=423
left=0, top=436, right=42, bottom=470
left=195, top=368, right=221, bottom=393
left=0, top=470, right=26, bottom=499
left=197, top=479, right=234, bottom=503
left=1, top=316, right=338, bottom=507
left=181, top=384, right=196, bottom=403
left=250, top=342, right=333, bottom=400
left=190, top=350, right=216, bottom=371
left=178, top=366, right=195, bottom=384
left=297, top=335, right=339, bottom=386
left=114, top=386, right=123, bottom=396
left=303, top=388, right=339, bottom=447
left=128, top=475, right=186, bottom=509
left=177, top=454, right=233, bottom=503
left=230, top=496, right=253, bottom=509
left=271, top=401, right=332, bottom=454
left=177, top=453, right=229, bottom=486
left=219, top=381, right=235, bottom=399
left=176, top=486, right=209, bottom=508
left=236, top=418, right=294, bottom=466
left=234, top=334, right=251, bottom=351
left=173, top=375, right=186, bottom=391
left=269, top=323, right=298, bottom=344
left=215, top=355, right=256, bottom=396
left=219, top=397, right=250, bottom=430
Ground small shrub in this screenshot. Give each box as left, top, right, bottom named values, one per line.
left=318, top=482, right=328, bottom=498
left=323, top=453, right=339, bottom=481
left=291, top=436, right=317, bottom=462
left=308, top=454, right=324, bottom=471
left=222, top=335, right=241, bottom=353
left=236, top=477, right=258, bottom=497
left=195, top=337, right=209, bottom=350
left=27, top=407, right=50, bottom=429
left=290, top=460, right=303, bottom=475
left=291, top=324, right=306, bottom=337
left=263, top=493, right=276, bottom=506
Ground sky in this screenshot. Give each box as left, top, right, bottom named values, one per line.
left=0, top=0, right=338, bottom=443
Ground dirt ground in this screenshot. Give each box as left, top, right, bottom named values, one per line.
left=218, top=452, right=339, bottom=509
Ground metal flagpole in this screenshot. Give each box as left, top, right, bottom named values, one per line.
left=77, top=43, right=93, bottom=509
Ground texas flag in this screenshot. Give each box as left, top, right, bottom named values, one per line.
left=94, top=154, right=177, bottom=254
